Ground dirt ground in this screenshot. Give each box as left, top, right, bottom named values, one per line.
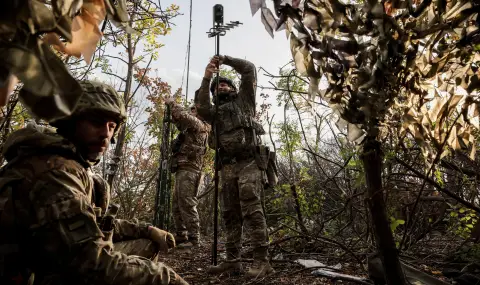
left=158, top=241, right=370, bottom=285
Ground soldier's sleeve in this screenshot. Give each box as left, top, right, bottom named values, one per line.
left=170, top=101, right=210, bottom=133
left=223, top=56, right=256, bottom=107
left=30, top=162, right=184, bottom=284
left=113, top=218, right=151, bottom=242
left=194, top=78, right=213, bottom=122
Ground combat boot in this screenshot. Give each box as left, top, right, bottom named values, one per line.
left=246, top=246, right=274, bottom=278
left=207, top=250, right=242, bottom=274
left=177, top=236, right=199, bottom=250
left=174, top=233, right=188, bottom=245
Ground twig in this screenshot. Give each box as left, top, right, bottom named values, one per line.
left=279, top=223, right=367, bottom=273
left=290, top=265, right=340, bottom=275
left=396, top=157, right=480, bottom=214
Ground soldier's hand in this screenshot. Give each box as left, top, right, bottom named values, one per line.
left=164, top=94, right=181, bottom=105
left=164, top=96, right=174, bottom=105
left=204, top=57, right=220, bottom=79
left=172, top=273, right=189, bottom=285
left=216, top=55, right=225, bottom=65
left=148, top=226, right=176, bottom=253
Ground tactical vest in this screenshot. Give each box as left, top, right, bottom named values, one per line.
left=208, top=94, right=278, bottom=186
left=212, top=97, right=265, bottom=158
left=216, top=99, right=265, bottom=136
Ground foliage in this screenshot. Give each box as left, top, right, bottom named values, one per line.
left=449, top=205, right=478, bottom=239
left=254, top=0, right=480, bottom=163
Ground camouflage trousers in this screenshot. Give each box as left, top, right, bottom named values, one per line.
left=220, top=158, right=269, bottom=260
left=114, top=238, right=159, bottom=261
left=172, top=168, right=201, bottom=241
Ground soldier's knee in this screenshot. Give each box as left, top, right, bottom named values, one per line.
left=238, top=178, right=262, bottom=202
left=114, top=238, right=159, bottom=259
left=241, top=203, right=265, bottom=221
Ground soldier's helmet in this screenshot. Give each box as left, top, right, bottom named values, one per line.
left=50, top=80, right=126, bottom=142
left=210, top=76, right=237, bottom=95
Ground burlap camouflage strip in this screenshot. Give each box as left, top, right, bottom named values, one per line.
left=0, top=0, right=131, bottom=121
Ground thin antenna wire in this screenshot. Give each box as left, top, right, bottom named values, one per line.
left=185, top=0, right=193, bottom=101
left=180, top=45, right=188, bottom=88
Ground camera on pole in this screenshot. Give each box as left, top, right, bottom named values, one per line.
left=213, top=4, right=223, bottom=25
left=206, top=4, right=242, bottom=266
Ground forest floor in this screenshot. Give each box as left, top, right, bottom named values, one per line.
left=159, top=240, right=372, bottom=285
left=157, top=236, right=462, bottom=285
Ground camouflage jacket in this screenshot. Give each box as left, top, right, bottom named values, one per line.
left=169, top=101, right=210, bottom=171
left=195, top=56, right=265, bottom=157
left=0, top=124, right=182, bottom=285
left=89, top=170, right=152, bottom=243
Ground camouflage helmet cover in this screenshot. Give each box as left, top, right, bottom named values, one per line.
left=51, top=80, right=126, bottom=126
left=74, top=80, right=126, bottom=122
left=210, top=76, right=237, bottom=95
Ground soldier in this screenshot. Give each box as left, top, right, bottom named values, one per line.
left=89, top=170, right=173, bottom=259
left=195, top=55, right=274, bottom=278
left=0, top=80, right=188, bottom=285
left=164, top=98, right=210, bottom=249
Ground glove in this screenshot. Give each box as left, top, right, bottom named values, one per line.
left=172, top=273, right=189, bottom=285
left=148, top=226, right=176, bottom=253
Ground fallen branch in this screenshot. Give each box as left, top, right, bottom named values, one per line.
left=311, top=269, right=373, bottom=285
left=224, top=258, right=293, bottom=263
left=280, top=223, right=367, bottom=273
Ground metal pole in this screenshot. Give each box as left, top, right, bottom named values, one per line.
left=185, top=0, right=193, bottom=101
left=153, top=105, right=172, bottom=228
left=165, top=112, right=175, bottom=231
left=153, top=107, right=166, bottom=226
left=206, top=5, right=242, bottom=266
left=212, top=27, right=221, bottom=266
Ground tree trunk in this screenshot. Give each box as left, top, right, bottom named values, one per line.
left=361, top=138, right=405, bottom=285
left=107, top=32, right=134, bottom=189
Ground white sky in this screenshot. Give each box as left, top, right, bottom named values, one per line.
left=91, top=0, right=308, bottom=147
left=150, top=0, right=292, bottom=109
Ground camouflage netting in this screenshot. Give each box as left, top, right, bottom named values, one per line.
left=0, top=0, right=132, bottom=121
left=251, top=0, right=480, bottom=161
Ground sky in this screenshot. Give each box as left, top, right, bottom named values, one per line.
left=91, top=0, right=300, bottom=146
left=149, top=0, right=292, bottom=107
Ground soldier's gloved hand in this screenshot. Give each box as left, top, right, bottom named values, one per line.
left=204, top=57, right=221, bottom=79
left=164, top=94, right=181, bottom=105
left=172, top=273, right=189, bottom=285
left=215, top=55, right=225, bottom=65
left=148, top=226, right=176, bottom=253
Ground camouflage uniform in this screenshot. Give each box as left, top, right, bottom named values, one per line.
left=168, top=101, right=210, bottom=244
left=195, top=56, right=272, bottom=276
left=0, top=81, right=187, bottom=285
left=90, top=171, right=161, bottom=260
